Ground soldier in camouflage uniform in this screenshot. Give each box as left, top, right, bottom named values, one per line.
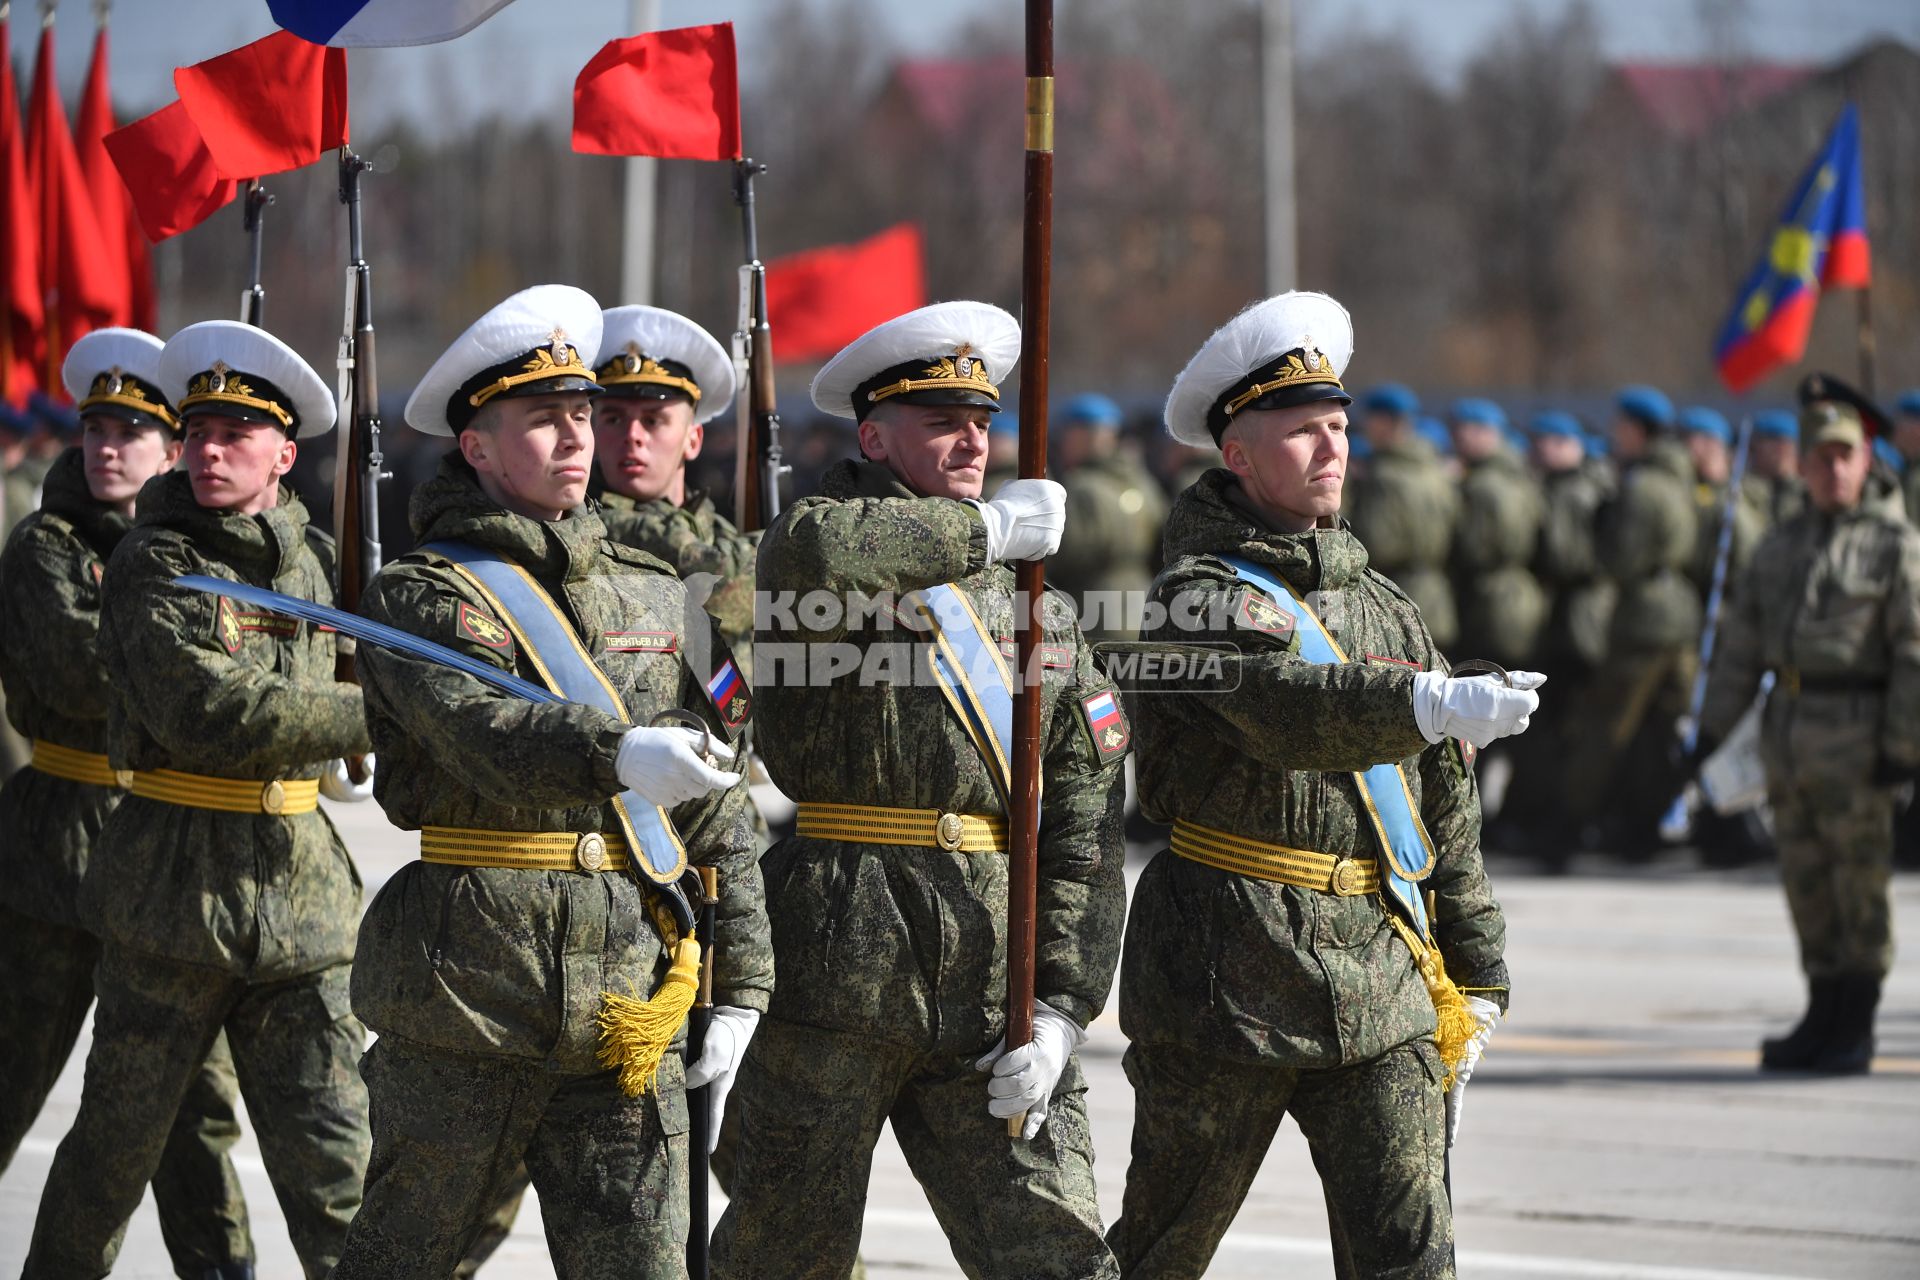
left=1679, top=407, right=1764, bottom=598
left=1493, top=411, right=1615, bottom=861
left=24, top=322, right=374, bottom=1279
left=711, top=302, right=1129, bottom=1280
left=1560, top=386, right=1700, bottom=856
left=329, top=287, right=769, bottom=1278
left=1702, top=376, right=1920, bottom=1076
left=1746, top=409, right=1805, bottom=531
left=0, top=330, right=256, bottom=1280
left=1049, top=393, right=1168, bottom=643
left=1108, top=293, right=1537, bottom=1279
left=1448, top=398, right=1545, bottom=669
left=1342, top=383, right=1459, bottom=651
left=591, top=305, right=758, bottom=675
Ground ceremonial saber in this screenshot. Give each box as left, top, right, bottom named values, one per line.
left=1004, top=0, right=1055, bottom=1141
left=173, top=576, right=562, bottom=705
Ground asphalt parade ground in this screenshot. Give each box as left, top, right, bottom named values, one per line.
left=3, top=798, right=1916, bottom=1279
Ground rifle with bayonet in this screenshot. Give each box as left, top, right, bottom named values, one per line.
left=730, top=159, right=784, bottom=533
left=239, top=179, right=270, bottom=325
left=332, top=147, right=385, bottom=782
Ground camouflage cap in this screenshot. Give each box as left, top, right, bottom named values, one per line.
left=1802, top=400, right=1866, bottom=448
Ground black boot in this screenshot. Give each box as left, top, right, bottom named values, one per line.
left=198, top=1263, right=255, bottom=1280
left=1808, top=975, right=1880, bottom=1075
left=1760, top=976, right=1838, bottom=1070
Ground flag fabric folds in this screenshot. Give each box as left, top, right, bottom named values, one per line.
left=175, top=30, right=349, bottom=179
left=1713, top=103, right=1871, bottom=394
left=28, top=25, right=117, bottom=386
left=104, top=102, right=241, bottom=242
left=77, top=26, right=153, bottom=331
left=2, top=18, right=43, bottom=404
left=572, top=22, right=742, bottom=162
left=269, top=0, right=517, bottom=47
left=765, top=224, right=927, bottom=363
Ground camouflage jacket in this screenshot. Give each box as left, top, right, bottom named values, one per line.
left=1686, top=478, right=1765, bottom=600
left=1702, top=500, right=1920, bottom=789
left=0, top=447, right=131, bottom=924
left=1599, top=439, right=1701, bottom=654
left=752, top=458, right=1128, bottom=1050
left=84, top=470, right=370, bottom=980
left=1050, top=451, right=1169, bottom=638
left=1342, top=434, right=1458, bottom=649
left=1748, top=472, right=1806, bottom=533
left=353, top=456, right=770, bottom=1070
left=599, top=487, right=758, bottom=677
left=1534, top=463, right=1616, bottom=670
left=1124, top=469, right=1508, bottom=1069
left=1453, top=447, right=1547, bottom=666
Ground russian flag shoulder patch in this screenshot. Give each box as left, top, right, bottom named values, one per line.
left=703, top=656, right=752, bottom=729
left=1078, top=687, right=1131, bottom=762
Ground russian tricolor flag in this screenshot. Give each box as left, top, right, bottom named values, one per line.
left=1085, top=691, right=1121, bottom=734
left=269, top=0, right=517, bottom=47
left=706, top=659, right=741, bottom=706
left=1713, top=103, right=1871, bottom=394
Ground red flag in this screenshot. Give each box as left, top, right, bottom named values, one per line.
left=174, top=30, right=349, bottom=179
left=2, top=18, right=43, bottom=404
left=76, top=26, right=145, bottom=330
left=104, top=101, right=240, bottom=242
left=766, top=224, right=927, bottom=362
left=28, top=25, right=117, bottom=388
left=572, top=23, right=741, bottom=161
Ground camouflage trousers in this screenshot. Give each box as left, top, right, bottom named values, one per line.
left=710, top=1016, right=1117, bottom=1280
left=22, top=949, right=368, bottom=1280
left=1106, top=1039, right=1453, bottom=1280
left=1773, top=781, right=1897, bottom=980
left=0, top=906, right=255, bottom=1277
left=331, top=1036, right=690, bottom=1280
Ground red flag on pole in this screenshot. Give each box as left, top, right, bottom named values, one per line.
left=76, top=24, right=145, bottom=330
left=765, top=224, right=927, bottom=362
left=104, top=101, right=241, bottom=243
left=174, top=30, right=349, bottom=179
left=1, top=17, right=43, bottom=405
left=28, top=24, right=117, bottom=390
left=571, top=22, right=742, bottom=161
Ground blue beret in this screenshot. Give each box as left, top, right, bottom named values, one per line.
left=1530, top=410, right=1584, bottom=438
left=1414, top=414, right=1454, bottom=455
left=1449, top=397, right=1507, bottom=429
left=988, top=412, right=1019, bottom=438
left=27, top=391, right=80, bottom=437
left=1616, top=384, right=1673, bottom=429
left=1347, top=432, right=1374, bottom=461
left=1058, top=393, right=1120, bottom=428
left=1752, top=409, right=1799, bottom=441
left=1362, top=383, right=1419, bottom=417
left=1897, top=389, right=1920, bottom=417
left=1583, top=431, right=1610, bottom=459
left=1679, top=406, right=1730, bottom=444
left=1874, top=437, right=1904, bottom=474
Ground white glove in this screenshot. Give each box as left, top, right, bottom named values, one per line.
left=974, top=1000, right=1086, bottom=1140
left=1412, top=670, right=1546, bottom=748
left=1445, top=995, right=1502, bottom=1147
left=968, top=479, right=1067, bottom=563
left=318, top=755, right=375, bottom=804
left=615, top=726, right=736, bottom=807
left=686, top=1006, right=759, bottom=1154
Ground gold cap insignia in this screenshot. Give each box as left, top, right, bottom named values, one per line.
left=208, top=361, right=229, bottom=394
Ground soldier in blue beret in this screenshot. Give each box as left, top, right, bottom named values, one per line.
left=1749, top=409, right=1805, bottom=528
left=1343, top=384, right=1458, bottom=647
left=1448, top=397, right=1546, bottom=674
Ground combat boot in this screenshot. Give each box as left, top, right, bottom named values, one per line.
left=1807, top=975, right=1880, bottom=1075
left=1759, top=976, right=1838, bottom=1070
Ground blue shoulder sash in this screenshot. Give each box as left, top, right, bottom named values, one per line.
left=420, top=540, right=694, bottom=926
left=911, top=583, right=1017, bottom=809
left=1218, top=554, right=1436, bottom=939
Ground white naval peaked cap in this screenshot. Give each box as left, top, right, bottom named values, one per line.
left=159, top=320, right=336, bottom=438
left=62, top=327, right=177, bottom=429
left=1164, top=291, right=1354, bottom=448
left=405, top=284, right=605, bottom=436
left=810, top=300, right=1020, bottom=421
left=596, top=305, right=736, bottom=424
